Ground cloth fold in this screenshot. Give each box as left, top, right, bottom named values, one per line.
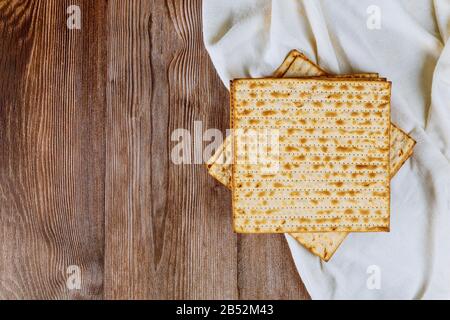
left=203, top=0, right=450, bottom=299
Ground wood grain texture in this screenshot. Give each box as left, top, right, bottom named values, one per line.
left=104, top=0, right=239, bottom=299
left=0, top=0, right=310, bottom=300
left=0, top=0, right=106, bottom=299
left=238, top=234, right=310, bottom=299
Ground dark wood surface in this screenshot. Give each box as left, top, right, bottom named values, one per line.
left=0, top=0, right=310, bottom=300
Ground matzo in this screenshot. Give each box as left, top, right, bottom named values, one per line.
left=231, top=77, right=392, bottom=233
left=207, top=50, right=415, bottom=259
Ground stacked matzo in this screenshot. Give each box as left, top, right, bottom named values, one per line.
left=207, top=50, right=415, bottom=261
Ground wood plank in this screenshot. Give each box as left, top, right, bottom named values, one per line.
left=238, top=235, right=311, bottom=299
left=104, top=0, right=238, bottom=299
left=0, top=0, right=106, bottom=299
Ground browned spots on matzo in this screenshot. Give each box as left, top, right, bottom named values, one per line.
left=262, top=110, right=277, bottom=116
left=270, top=91, right=290, bottom=98
left=273, top=182, right=284, bottom=188
left=336, top=146, right=353, bottom=152
left=287, top=128, right=297, bottom=135
left=300, top=92, right=311, bottom=99
left=328, top=93, right=342, bottom=99
left=368, top=156, right=383, bottom=162
left=249, top=82, right=268, bottom=89
left=337, top=190, right=358, bottom=197
left=313, top=101, right=322, bottom=108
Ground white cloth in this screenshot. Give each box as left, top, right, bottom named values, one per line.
left=203, top=0, right=450, bottom=299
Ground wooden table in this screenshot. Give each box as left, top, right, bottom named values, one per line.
left=0, top=0, right=310, bottom=299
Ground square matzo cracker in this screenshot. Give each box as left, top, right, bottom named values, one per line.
left=231, top=78, right=391, bottom=233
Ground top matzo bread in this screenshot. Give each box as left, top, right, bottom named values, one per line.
left=231, top=78, right=392, bottom=233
